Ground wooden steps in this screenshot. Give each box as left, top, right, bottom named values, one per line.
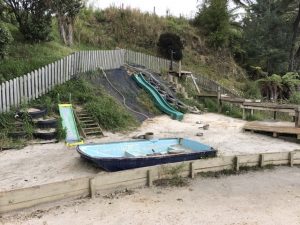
left=75, top=109, right=104, bottom=138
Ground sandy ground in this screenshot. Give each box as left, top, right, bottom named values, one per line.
left=1, top=167, right=300, bottom=225
left=0, top=113, right=299, bottom=191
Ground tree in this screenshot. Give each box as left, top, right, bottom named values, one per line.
left=3, top=0, right=52, bottom=42
left=51, top=0, right=83, bottom=46
left=157, top=32, right=184, bottom=61
left=195, top=0, right=231, bottom=48
left=257, top=72, right=300, bottom=101
left=242, top=0, right=294, bottom=74
left=289, top=2, right=300, bottom=71
left=0, top=22, right=12, bottom=59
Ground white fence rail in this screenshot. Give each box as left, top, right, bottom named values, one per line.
left=0, top=49, right=235, bottom=113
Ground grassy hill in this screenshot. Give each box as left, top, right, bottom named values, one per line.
left=0, top=7, right=247, bottom=91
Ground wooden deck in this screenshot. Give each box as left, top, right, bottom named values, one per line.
left=243, top=121, right=300, bottom=139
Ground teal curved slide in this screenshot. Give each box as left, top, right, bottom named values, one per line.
left=133, top=73, right=183, bottom=121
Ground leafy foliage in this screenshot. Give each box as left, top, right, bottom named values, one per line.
left=0, top=22, right=12, bottom=58
left=3, top=0, right=52, bottom=41
left=195, top=0, right=231, bottom=48
left=157, top=32, right=184, bottom=61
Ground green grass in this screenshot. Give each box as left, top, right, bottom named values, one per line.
left=36, top=77, right=138, bottom=131
left=136, top=90, right=161, bottom=115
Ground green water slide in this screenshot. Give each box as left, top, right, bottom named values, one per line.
left=58, top=104, right=83, bottom=147
left=132, top=73, right=184, bottom=121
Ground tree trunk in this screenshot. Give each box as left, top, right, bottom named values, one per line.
left=289, top=3, right=300, bottom=71
left=57, top=15, right=67, bottom=45
left=67, top=22, right=74, bottom=46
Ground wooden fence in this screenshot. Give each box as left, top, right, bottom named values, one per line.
left=0, top=150, right=299, bottom=214
left=0, top=49, right=237, bottom=113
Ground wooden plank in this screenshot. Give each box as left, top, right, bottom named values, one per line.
left=0, top=177, right=90, bottom=206
left=9, top=80, right=14, bottom=108
left=55, top=61, right=59, bottom=86
left=0, top=83, right=3, bottom=112
left=195, top=165, right=233, bottom=173
left=19, top=76, right=24, bottom=104
left=5, top=81, right=10, bottom=112
left=13, top=78, right=18, bottom=107
left=38, top=68, right=42, bottom=97
left=244, top=122, right=300, bottom=135
left=27, top=73, right=32, bottom=101
left=34, top=70, right=38, bottom=99
left=294, top=150, right=300, bottom=160
left=16, top=78, right=21, bottom=106
left=24, top=75, right=28, bottom=103
left=263, top=152, right=289, bottom=162
left=238, top=154, right=260, bottom=167
left=1, top=83, right=6, bottom=112
left=193, top=156, right=235, bottom=170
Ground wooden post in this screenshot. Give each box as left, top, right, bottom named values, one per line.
left=273, top=111, right=277, bottom=120
left=289, top=151, right=294, bottom=167
left=242, top=108, right=246, bottom=120
left=235, top=156, right=240, bottom=172
left=295, top=107, right=300, bottom=128
left=260, top=154, right=265, bottom=168
left=178, top=60, right=182, bottom=78
left=217, top=86, right=222, bottom=113
left=147, top=170, right=153, bottom=187
left=250, top=109, right=254, bottom=116
left=189, top=162, right=195, bottom=179
left=89, top=178, right=95, bottom=199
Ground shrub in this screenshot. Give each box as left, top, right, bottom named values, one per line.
left=157, top=32, right=184, bottom=61
left=289, top=92, right=300, bottom=104
left=0, top=23, right=12, bottom=59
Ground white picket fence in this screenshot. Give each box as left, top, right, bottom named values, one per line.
left=0, top=49, right=236, bottom=113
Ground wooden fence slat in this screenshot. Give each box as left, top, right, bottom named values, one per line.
left=13, top=78, right=17, bottom=107
left=9, top=80, right=14, bottom=108
left=24, top=75, right=28, bottom=103
left=19, top=77, right=24, bottom=104
left=5, top=81, right=10, bottom=111
left=0, top=83, right=3, bottom=112
left=34, top=70, right=38, bottom=99
left=27, top=73, right=32, bottom=101
left=2, top=83, right=7, bottom=112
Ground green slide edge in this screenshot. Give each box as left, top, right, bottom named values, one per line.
left=133, top=73, right=184, bottom=121
left=58, top=104, right=81, bottom=144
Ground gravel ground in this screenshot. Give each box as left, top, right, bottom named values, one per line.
left=0, top=113, right=299, bottom=191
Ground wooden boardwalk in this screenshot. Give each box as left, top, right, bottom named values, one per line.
left=243, top=121, right=300, bottom=139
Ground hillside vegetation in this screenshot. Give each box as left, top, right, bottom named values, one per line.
left=0, top=7, right=246, bottom=91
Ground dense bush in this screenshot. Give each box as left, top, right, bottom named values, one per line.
left=289, top=92, right=300, bottom=104
left=3, top=0, right=52, bottom=42
left=157, top=32, right=183, bottom=61
left=0, top=23, right=12, bottom=58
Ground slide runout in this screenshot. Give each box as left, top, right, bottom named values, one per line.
left=58, top=104, right=84, bottom=147
left=133, top=73, right=183, bottom=121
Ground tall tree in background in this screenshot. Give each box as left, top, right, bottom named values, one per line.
left=289, top=2, right=300, bottom=71
left=51, top=0, right=83, bottom=46
left=3, top=0, right=52, bottom=41
left=195, top=0, right=231, bottom=48
left=242, top=0, right=294, bottom=74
